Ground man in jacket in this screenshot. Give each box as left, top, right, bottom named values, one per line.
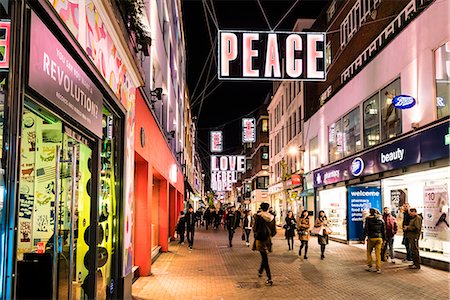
left=382, top=207, right=398, bottom=263
left=185, top=206, right=196, bottom=250
left=176, top=211, right=186, bottom=245
left=363, top=208, right=386, bottom=273
left=404, top=208, right=423, bottom=269
left=252, top=202, right=276, bottom=286
left=402, top=203, right=413, bottom=261
left=226, top=206, right=240, bottom=247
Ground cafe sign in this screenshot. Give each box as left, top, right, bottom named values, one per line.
left=28, top=12, right=103, bottom=138
left=219, top=30, right=326, bottom=81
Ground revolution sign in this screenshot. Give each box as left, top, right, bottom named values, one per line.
left=218, top=30, right=326, bottom=81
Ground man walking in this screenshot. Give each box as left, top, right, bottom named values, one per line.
left=185, top=206, right=196, bottom=250
left=404, top=208, right=423, bottom=269
left=226, top=206, right=239, bottom=247
left=363, top=208, right=386, bottom=274
left=382, top=207, right=398, bottom=263
left=402, top=203, right=413, bottom=262
left=252, top=202, right=276, bottom=286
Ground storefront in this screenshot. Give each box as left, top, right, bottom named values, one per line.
left=0, top=0, right=141, bottom=298
left=313, top=118, right=450, bottom=265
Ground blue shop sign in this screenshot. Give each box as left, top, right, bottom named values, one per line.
left=348, top=186, right=382, bottom=241
left=392, top=95, right=416, bottom=109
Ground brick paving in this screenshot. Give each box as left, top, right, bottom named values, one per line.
left=132, top=227, right=450, bottom=300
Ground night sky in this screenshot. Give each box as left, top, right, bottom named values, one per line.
left=182, top=0, right=328, bottom=173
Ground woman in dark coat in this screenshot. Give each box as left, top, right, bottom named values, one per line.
left=315, top=210, right=329, bottom=259
left=297, top=210, right=310, bottom=259
left=284, top=211, right=296, bottom=251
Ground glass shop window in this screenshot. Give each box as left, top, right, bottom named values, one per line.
left=435, top=41, right=450, bottom=119
left=328, top=119, right=343, bottom=162
left=262, top=119, right=268, bottom=132
left=343, top=107, right=361, bottom=156
left=363, top=94, right=380, bottom=148
left=380, top=78, right=402, bottom=141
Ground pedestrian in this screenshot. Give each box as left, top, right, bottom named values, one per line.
left=204, top=207, right=211, bottom=230
left=284, top=211, right=296, bottom=251
left=226, top=206, right=239, bottom=247
left=382, top=207, right=398, bottom=263
left=185, top=206, right=196, bottom=250
left=297, top=210, right=310, bottom=259
left=253, top=202, right=276, bottom=286
left=404, top=208, right=423, bottom=269
left=315, top=210, right=330, bottom=259
left=363, top=208, right=386, bottom=274
left=402, top=203, right=413, bottom=262
left=243, top=210, right=253, bottom=247
left=176, top=211, right=186, bottom=245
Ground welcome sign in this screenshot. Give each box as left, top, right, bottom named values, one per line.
left=28, top=12, right=103, bottom=137
left=218, top=30, right=326, bottom=81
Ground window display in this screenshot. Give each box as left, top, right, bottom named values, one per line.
left=363, top=94, right=380, bottom=147
left=383, top=167, right=450, bottom=259
left=319, top=187, right=347, bottom=239
left=343, top=107, right=361, bottom=156
left=328, top=119, right=343, bottom=162
left=381, top=78, right=402, bottom=141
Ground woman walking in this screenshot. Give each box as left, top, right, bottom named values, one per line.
left=315, top=210, right=329, bottom=259
left=243, top=210, right=253, bottom=246
left=284, top=211, right=296, bottom=251
left=297, top=210, right=310, bottom=259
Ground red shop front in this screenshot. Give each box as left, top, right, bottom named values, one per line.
left=133, top=89, right=184, bottom=277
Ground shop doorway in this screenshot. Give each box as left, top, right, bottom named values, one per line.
left=16, top=102, right=94, bottom=299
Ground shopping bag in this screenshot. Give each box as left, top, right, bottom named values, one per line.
left=311, top=226, right=323, bottom=235
left=324, top=226, right=333, bottom=235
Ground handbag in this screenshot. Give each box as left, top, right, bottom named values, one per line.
left=311, top=226, right=323, bottom=235
left=324, top=226, right=333, bottom=235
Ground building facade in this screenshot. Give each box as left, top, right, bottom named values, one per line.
left=303, top=0, right=449, bottom=269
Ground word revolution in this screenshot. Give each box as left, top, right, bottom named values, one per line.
left=219, top=31, right=326, bottom=81
left=210, top=155, right=245, bottom=192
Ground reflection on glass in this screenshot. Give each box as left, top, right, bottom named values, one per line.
left=328, top=119, right=343, bottom=162
left=364, top=94, right=380, bottom=148
left=435, top=41, right=450, bottom=119
left=343, top=107, right=361, bottom=157
left=381, top=78, right=402, bottom=141
left=97, top=107, right=118, bottom=299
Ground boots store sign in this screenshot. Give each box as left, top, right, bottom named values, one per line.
left=313, top=121, right=450, bottom=187
left=219, top=30, right=326, bottom=81
left=28, top=12, right=103, bottom=138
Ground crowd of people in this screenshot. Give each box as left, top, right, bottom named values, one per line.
left=175, top=202, right=423, bottom=285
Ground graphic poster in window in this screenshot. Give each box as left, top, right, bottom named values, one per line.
left=424, top=184, right=449, bottom=234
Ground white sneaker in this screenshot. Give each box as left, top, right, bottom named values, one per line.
left=366, top=266, right=373, bottom=272
left=376, top=269, right=382, bottom=274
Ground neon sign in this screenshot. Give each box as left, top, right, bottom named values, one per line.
left=218, top=30, right=326, bottom=81
left=0, top=21, right=11, bottom=69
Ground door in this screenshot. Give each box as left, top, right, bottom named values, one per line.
left=16, top=103, right=94, bottom=300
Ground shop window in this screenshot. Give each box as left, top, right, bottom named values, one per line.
left=262, top=119, right=268, bottom=132
left=261, top=146, right=269, bottom=160
left=435, top=41, right=450, bottom=119
left=328, top=119, right=343, bottom=162
left=246, top=159, right=252, bottom=171
left=256, top=176, right=269, bottom=189
left=363, top=94, right=380, bottom=148
left=380, top=78, right=402, bottom=141
left=309, top=136, right=319, bottom=170
left=343, top=107, right=361, bottom=156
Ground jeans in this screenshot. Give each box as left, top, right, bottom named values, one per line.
left=300, top=240, right=308, bottom=256
left=367, top=237, right=383, bottom=270
left=186, top=228, right=195, bottom=247
left=409, top=236, right=421, bottom=267
left=259, top=251, right=271, bottom=280
left=228, top=228, right=235, bottom=246
left=287, top=236, right=294, bottom=250
left=383, top=236, right=394, bottom=260
left=404, top=236, right=412, bottom=260
left=245, top=229, right=251, bottom=243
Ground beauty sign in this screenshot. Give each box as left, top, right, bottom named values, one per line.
left=218, top=30, right=326, bottom=81
left=210, top=131, right=223, bottom=152
left=242, top=118, right=256, bottom=143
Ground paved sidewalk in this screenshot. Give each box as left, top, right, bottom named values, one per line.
left=132, top=227, right=450, bottom=300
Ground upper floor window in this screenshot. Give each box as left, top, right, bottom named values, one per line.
left=326, top=0, right=336, bottom=22
left=381, top=78, right=402, bottom=141
left=309, top=136, right=319, bottom=171
left=262, top=119, right=268, bottom=132
left=363, top=94, right=380, bottom=147
left=435, top=40, right=450, bottom=119
left=328, top=119, right=343, bottom=162
left=343, top=107, right=361, bottom=156
left=326, top=41, right=332, bottom=70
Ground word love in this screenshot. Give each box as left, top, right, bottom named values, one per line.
left=219, top=31, right=326, bottom=81
left=210, top=155, right=246, bottom=192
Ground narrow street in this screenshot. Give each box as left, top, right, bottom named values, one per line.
left=132, top=228, right=450, bottom=300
